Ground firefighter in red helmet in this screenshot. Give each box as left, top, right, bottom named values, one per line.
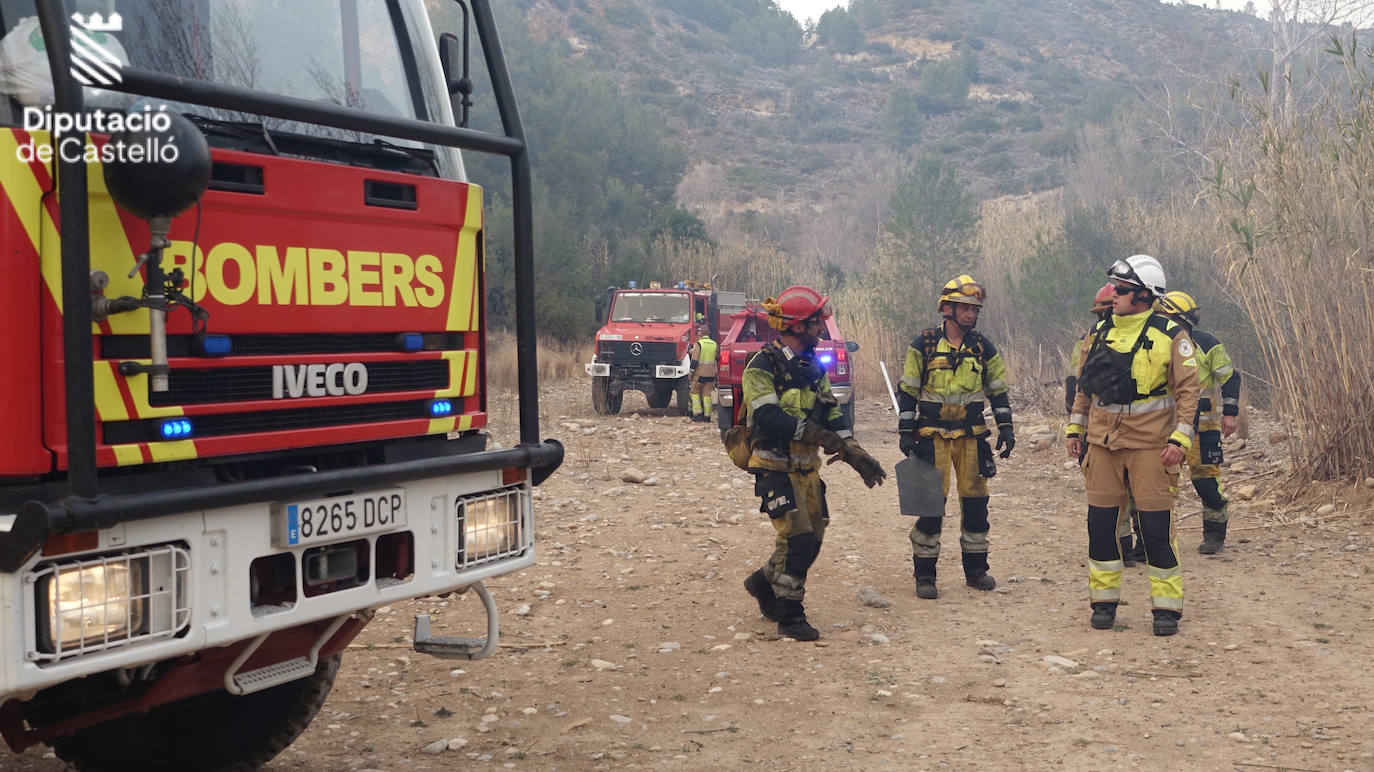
left=740, top=286, right=886, bottom=641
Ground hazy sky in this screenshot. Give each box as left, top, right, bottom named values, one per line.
left=774, top=0, right=1258, bottom=24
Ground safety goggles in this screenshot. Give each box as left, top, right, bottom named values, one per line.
left=1106, top=260, right=1145, bottom=288
left=949, top=281, right=986, bottom=301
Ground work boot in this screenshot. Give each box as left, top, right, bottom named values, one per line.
left=743, top=570, right=778, bottom=621
left=1198, top=520, right=1227, bottom=555
left=1152, top=609, right=1181, bottom=636
left=1120, top=535, right=1136, bottom=567
left=913, top=556, right=938, bottom=600
left=1090, top=602, right=1118, bottom=630
left=774, top=599, right=819, bottom=641
left=961, top=552, right=996, bottom=591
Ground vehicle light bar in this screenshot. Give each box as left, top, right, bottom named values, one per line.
left=190, top=333, right=233, bottom=357
left=157, top=418, right=193, bottom=440
left=427, top=399, right=454, bottom=417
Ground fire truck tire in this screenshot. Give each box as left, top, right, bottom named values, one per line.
left=675, top=379, right=692, bottom=416
left=592, top=376, right=622, bottom=415
left=49, top=653, right=342, bottom=772
left=646, top=387, right=672, bottom=409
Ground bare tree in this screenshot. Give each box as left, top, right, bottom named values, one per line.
left=1264, top=0, right=1374, bottom=121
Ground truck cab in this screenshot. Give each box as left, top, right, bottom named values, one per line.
left=715, top=303, right=859, bottom=435
left=585, top=282, right=743, bottom=415
left=0, top=0, right=560, bottom=766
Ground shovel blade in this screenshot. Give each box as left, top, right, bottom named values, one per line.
left=895, top=455, right=946, bottom=518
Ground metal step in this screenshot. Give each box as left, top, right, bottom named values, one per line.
left=231, top=656, right=315, bottom=694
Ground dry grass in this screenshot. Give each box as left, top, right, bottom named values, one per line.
left=1207, top=36, right=1374, bottom=482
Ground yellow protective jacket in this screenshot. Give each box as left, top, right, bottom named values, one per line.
left=1066, top=310, right=1201, bottom=450
left=742, top=341, right=848, bottom=472
left=688, top=335, right=718, bottom=379
left=897, top=327, right=1012, bottom=440
left=1187, top=328, right=1240, bottom=431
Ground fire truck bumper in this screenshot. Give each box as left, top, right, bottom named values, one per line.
left=654, top=365, right=690, bottom=379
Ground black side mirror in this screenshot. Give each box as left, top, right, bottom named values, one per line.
left=439, top=31, right=473, bottom=127
left=845, top=340, right=860, bottom=353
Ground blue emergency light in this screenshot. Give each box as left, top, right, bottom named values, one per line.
left=157, top=418, right=193, bottom=440
left=818, top=353, right=834, bottom=365
left=427, top=399, right=454, bottom=417
left=395, top=332, right=424, bottom=352
left=190, top=333, right=232, bottom=356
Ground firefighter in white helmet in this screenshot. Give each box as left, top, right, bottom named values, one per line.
left=1066, top=255, right=1200, bottom=636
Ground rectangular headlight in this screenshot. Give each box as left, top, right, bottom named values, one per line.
left=31, top=546, right=190, bottom=661
left=458, top=492, right=523, bottom=567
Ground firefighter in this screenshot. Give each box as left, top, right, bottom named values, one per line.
left=1066, top=284, right=1146, bottom=567
left=1154, top=291, right=1241, bottom=554
left=687, top=325, right=718, bottom=422
left=897, top=275, right=1015, bottom=600
left=1065, top=255, right=1201, bottom=636
left=741, top=286, right=886, bottom=641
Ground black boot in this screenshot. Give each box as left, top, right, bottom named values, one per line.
left=1120, top=535, right=1136, bottom=567
left=1090, top=602, right=1118, bottom=630
left=1152, top=609, right=1181, bottom=636
left=774, top=599, right=819, bottom=641
left=1198, top=520, right=1227, bottom=555
left=961, top=552, right=996, bottom=590
left=913, top=556, right=938, bottom=599
left=743, top=569, right=778, bottom=621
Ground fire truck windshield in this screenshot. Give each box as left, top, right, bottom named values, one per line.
left=610, top=292, right=692, bottom=324
left=0, top=0, right=463, bottom=179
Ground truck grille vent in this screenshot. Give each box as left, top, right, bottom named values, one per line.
left=149, top=361, right=449, bottom=407
left=100, top=333, right=464, bottom=358
left=103, top=401, right=439, bottom=444
left=597, top=341, right=678, bottom=364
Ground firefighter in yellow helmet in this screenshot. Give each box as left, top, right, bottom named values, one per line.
left=1066, top=255, right=1200, bottom=636
left=687, top=324, right=718, bottom=422
left=897, top=275, right=1015, bottom=600
left=741, top=286, right=886, bottom=640
left=1154, top=290, right=1241, bottom=554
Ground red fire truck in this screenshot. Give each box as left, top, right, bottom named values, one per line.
left=0, top=1, right=561, bottom=767
left=714, top=302, right=859, bottom=435
left=585, top=281, right=745, bottom=415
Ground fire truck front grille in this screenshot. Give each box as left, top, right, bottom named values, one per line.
left=148, top=361, right=449, bottom=407
left=597, top=341, right=678, bottom=364
left=100, top=333, right=464, bottom=358
left=103, top=401, right=437, bottom=444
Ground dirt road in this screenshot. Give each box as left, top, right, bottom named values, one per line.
left=15, top=389, right=1374, bottom=770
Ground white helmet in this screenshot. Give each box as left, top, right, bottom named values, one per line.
left=1107, top=254, right=1166, bottom=297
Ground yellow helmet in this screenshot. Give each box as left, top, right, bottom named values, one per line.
left=938, top=274, right=986, bottom=309
left=1155, top=290, right=1199, bottom=327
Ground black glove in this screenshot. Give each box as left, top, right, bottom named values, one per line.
left=800, top=420, right=846, bottom=454
left=995, top=423, right=1015, bottom=459
left=827, top=439, right=887, bottom=488
left=899, top=431, right=918, bottom=458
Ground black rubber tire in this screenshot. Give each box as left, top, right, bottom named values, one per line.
left=646, top=387, right=671, bottom=409
left=675, top=379, right=692, bottom=416
left=592, top=376, right=622, bottom=415
left=841, top=399, right=855, bottom=431
left=51, top=654, right=342, bottom=772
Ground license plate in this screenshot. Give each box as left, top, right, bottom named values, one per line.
left=271, top=489, right=407, bottom=548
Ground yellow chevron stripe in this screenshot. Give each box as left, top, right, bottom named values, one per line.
left=445, top=184, right=483, bottom=331
left=87, top=164, right=149, bottom=334
left=92, top=361, right=130, bottom=422
left=112, top=445, right=144, bottom=466
left=463, top=349, right=479, bottom=396
left=456, top=414, right=472, bottom=431
left=148, top=441, right=198, bottom=462
left=0, top=130, right=46, bottom=259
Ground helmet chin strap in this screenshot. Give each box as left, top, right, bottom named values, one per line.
left=942, top=304, right=978, bottom=332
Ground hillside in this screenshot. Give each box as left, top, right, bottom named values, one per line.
left=519, top=0, right=1270, bottom=230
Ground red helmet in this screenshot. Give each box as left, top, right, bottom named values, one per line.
left=1091, top=283, right=1115, bottom=313
left=766, top=285, right=831, bottom=331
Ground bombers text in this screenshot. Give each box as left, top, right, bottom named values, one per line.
left=165, top=240, right=448, bottom=307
